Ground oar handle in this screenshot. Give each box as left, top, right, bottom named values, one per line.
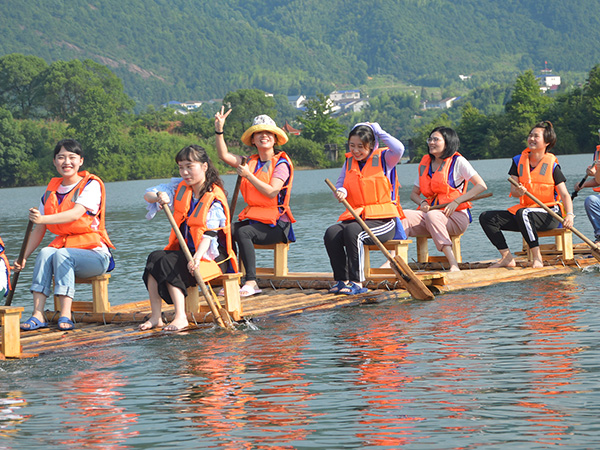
left=5, top=220, right=34, bottom=306
left=507, top=177, right=599, bottom=250
left=229, top=156, right=247, bottom=222
left=161, top=199, right=227, bottom=328
left=571, top=175, right=588, bottom=200
left=430, top=192, right=493, bottom=210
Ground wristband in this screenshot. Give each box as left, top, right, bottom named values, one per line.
left=566, top=212, right=575, bottom=217
left=215, top=130, right=224, bottom=135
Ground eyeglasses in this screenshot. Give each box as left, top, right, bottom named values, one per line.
left=427, top=137, right=443, bottom=143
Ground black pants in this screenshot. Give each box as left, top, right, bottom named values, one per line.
left=324, top=218, right=396, bottom=283
left=479, top=207, right=561, bottom=250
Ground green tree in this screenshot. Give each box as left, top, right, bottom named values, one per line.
left=0, top=53, right=48, bottom=119
left=298, top=93, right=345, bottom=145
left=0, top=107, right=29, bottom=187
left=222, top=89, right=277, bottom=141
left=177, top=110, right=213, bottom=138
left=456, top=103, right=494, bottom=159
left=504, top=70, right=551, bottom=126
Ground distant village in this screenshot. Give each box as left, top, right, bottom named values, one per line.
left=163, top=66, right=562, bottom=128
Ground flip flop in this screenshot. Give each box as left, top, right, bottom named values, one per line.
left=328, top=280, right=348, bottom=294
left=20, top=316, right=48, bottom=331
left=239, top=285, right=262, bottom=297
left=339, top=282, right=368, bottom=296
left=57, top=316, right=75, bottom=331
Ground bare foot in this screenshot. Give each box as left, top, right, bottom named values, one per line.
left=490, top=256, right=516, bottom=268
left=449, top=265, right=460, bottom=272
left=139, top=318, right=164, bottom=330
left=531, top=259, right=544, bottom=268
left=163, top=318, right=189, bottom=332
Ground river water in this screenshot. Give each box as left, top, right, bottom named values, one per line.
left=0, top=153, right=599, bottom=448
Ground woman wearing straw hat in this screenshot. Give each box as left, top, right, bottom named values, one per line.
left=215, top=107, right=295, bottom=297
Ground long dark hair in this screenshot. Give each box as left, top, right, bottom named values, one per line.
left=175, top=145, right=224, bottom=198
left=429, top=127, right=460, bottom=160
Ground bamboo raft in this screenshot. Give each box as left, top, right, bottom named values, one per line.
left=1, top=243, right=598, bottom=360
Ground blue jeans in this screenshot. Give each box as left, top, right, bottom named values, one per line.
left=30, top=247, right=110, bottom=298
left=584, top=194, right=600, bottom=241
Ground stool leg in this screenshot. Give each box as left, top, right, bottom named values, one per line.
left=416, top=236, right=429, bottom=263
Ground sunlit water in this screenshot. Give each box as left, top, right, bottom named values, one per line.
left=0, top=154, right=599, bottom=448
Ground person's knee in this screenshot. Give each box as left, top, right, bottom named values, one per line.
left=585, top=195, right=600, bottom=210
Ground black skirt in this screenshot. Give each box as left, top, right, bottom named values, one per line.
left=142, top=250, right=195, bottom=304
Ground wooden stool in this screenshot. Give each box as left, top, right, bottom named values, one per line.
left=54, top=273, right=111, bottom=313
left=523, top=228, right=573, bottom=261
left=0, top=306, right=24, bottom=358
left=254, top=243, right=289, bottom=277
left=186, top=273, right=243, bottom=321
left=363, top=239, right=412, bottom=277
left=416, top=234, right=463, bottom=263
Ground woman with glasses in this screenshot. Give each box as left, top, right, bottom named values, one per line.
left=402, top=127, right=487, bottom=271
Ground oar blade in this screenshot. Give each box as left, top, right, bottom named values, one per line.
left=391, top=256, right=435, bottom=300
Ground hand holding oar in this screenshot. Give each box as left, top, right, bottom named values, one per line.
left=229, top=156, right=247, bottom=222
left=325, top=179, right=434, bottom=300
left=430, top=192, right=493, bottom=210
left=508, top=177, right=600, bottom=262
left=571, top=175, right=588, bottom=200
left=162, top=202, right=232, bottom=329
left=5, top=220, right=34, bottom=306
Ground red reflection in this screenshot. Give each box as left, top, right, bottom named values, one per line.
left=178, top=329, right=316, bottom=447
left=56, top=349, right=139, bottom=449
left=342, top=308, right=426, bottom=447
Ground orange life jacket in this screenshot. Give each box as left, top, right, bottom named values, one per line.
left=508, top=149, right=561, bottom=214
left=44, top=172, right=115, bottom=250
left=238, top=152, right=295, bottom=225
left=418, top=152, right=472, bottom=211
left=165, top=181, right=238, bottom=281
left=594, top=145, right=600, bottom=193
left=0, top=236, right=10, bottom=292
left=338, top=147, right=401, bottom=221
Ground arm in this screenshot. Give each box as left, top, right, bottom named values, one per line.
left=410, top=185, right=430, bottom=212
left=443, top=173, right=487, bottom=216
left=370, top=122, right=405, bottom=166
left=557, top=181, right=574, bottom=228
left=215, top=106, right=242, bottom=168
left=237, top=161, right=287, bottom=199
left=28, top=203, right=87, bottom=226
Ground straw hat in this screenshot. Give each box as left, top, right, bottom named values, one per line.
left=241, top=115, right=289, bottom=147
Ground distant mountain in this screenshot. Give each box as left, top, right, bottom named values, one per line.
left=2, top=0, right=600, bottom=108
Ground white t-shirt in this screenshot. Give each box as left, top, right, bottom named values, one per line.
left=413, top=155, right=478, bottom=193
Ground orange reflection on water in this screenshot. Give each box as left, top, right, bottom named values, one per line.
left=57, top=349, right=139, bottom=449
left=343, top=308, right=426, bottom=447
left=178, top=329, right=317, bottom=448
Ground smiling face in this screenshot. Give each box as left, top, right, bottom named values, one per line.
left=427, top=131, right=446, bottom=160
left=348, top=135, right=371, bottom=161
left=252, top=130, right=276, bottom=151
left=527, top=127, right=549, bottom=152
left=178, top=159, right=208, bottom=191
left=53, top=147, right=84, bottom=181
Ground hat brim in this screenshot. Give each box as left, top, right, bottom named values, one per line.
left=241, top=124, right=289, bottom=146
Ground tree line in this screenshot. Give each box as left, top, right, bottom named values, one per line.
left=1, top=52, right=600, bottom=188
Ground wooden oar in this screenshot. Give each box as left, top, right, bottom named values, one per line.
left=161, top=201, right=232, bottom=329
left=229, top=156, right=247, bottom=222
left=4, top=220, right=34, bottom=306
left=507, top=177, right=600, bottom=262
left=325, top=179, right=434, bottom=300
left=430, top=192, right=493, bottom=210
left=571, top=175, right=588, bottom=200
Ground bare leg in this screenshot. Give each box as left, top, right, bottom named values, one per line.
left=20, top=292, right=48, bottom=329
left=530, top=247, right=544, bottom=268
left=490, top=248, right=516, bottom=268
left=139, top=275, right=165, bottom=330
left=163, top=283, right=189, bottom=331
left=441, top=245, right=460, bottom=272
left=57, top=295, right=74, bottom=329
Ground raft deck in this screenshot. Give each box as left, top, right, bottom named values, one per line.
left=2, top=251, right=598, bottom=359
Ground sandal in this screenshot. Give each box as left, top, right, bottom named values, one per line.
left=240, top=285, right=262, bottom=297
left=58, top=316, right=75, bottom=331
left=328, top=281, right=348, bottom=294
left=20, top=316, right=48, bottom=331
left=339, top=282, right=368, bottom=296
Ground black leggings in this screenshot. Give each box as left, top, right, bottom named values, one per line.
left=479, top=207, right=561, bottom=250
left=233, top=220, right=289, bottom=281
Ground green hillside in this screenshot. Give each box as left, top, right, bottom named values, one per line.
left=2, top=0, right=600, bottom=107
